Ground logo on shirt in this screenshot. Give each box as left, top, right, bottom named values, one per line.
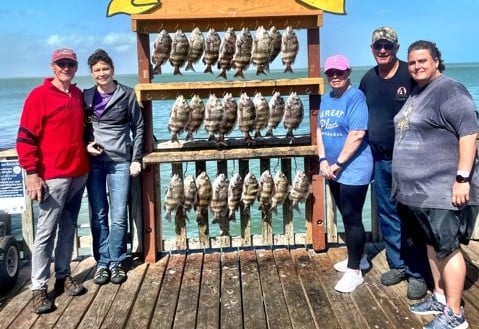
left=395, top=86, right=408, bottom=101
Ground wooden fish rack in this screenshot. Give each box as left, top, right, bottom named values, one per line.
left=131, top=0, right=325, bottom=263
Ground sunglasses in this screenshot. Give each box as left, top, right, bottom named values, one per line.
left=55, top=60, right=77, bottom=68
left=325, top=69, right=347, bottom=78
left=373, top=42, right=395, bottom=51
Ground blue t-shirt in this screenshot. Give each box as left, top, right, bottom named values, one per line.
left=318, top=86, right=373, bottom=185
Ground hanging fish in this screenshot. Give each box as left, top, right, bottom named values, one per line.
left=281, top=26, right=299, bottom=73
left=185, top=94, right=205, bottom=141
left=169, top=29, right=190, bottom=75
left=168, top=94, right=190, bottom=143
left=195, top=171, right=213, bottom=222
left=202, top=28, right=221, bottom=74
left=283, top=91, right=304, bottom=139
left=289, top=170, right=311, bottom=213
left=217, top=27, right=236, bottom=79
left=267, top=26, right=282, bottom=72
left=251, top=25, right=272, bottom=75
left=204, top=94, right=224, bottom=141
left=227, top=172, right=243, bottom=221
left=258, top=170, right=275, bottom=214
left=218, top=93, right=238, bottom=145
left=210, top=173, right=229, bottom=223
left=185, top=27, right=205, bottom=72
left=241, top=172, right=259, bottom=215
left=270, top=170, right=290, bottom=215
left=151, top=30, right=172, bottom=75
left=252, top=92, right=269, bottom=139
left=237, top=92, right=256, bottom=144
left=231, top=27, right=253, bottom=79
left=183, top=175, right=197, bottom=220
left=266, top=91, right=285, bottom=137
left=164, top=174, right=184, bottom=222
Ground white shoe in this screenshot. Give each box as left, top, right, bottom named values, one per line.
left=335, top=269, right=364, bottom=293
left=333, top=254, right=370, bottom=272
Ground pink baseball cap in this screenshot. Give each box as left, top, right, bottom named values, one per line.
left=324, top=55, right=350, bottom=72
left=51, top=48, right=77, bottom=63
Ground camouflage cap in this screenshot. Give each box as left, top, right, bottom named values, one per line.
left=372, top=27, right=398, bottom=44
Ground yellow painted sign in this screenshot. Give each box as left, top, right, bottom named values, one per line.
left=298, top=0, right=345, bottom=14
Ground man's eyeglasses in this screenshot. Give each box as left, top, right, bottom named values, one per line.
left=325, top=69, right=347, bottom=78
left=373, top=42, right=395, bottom=51
left=55, top=61, right=77, bottom=68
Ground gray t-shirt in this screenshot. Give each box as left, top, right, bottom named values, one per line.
left=392, top=75, right=479, bottom=209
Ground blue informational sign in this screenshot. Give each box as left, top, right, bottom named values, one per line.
left=0, top=160, right=25, bottom=214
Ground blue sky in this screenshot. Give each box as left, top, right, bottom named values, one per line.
left=0, top=0, right=477, bottom=78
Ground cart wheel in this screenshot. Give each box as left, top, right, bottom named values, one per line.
left=0, top=236, right=20, bottom=292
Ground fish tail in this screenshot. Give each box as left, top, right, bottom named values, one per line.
left=284, top=65, right=294, bottom=73
left=165, top=211, right=172, bottom=222
left=217, top=70, right=228, bottom=80
left=185, top=62, right=195, bottom=72
left=152, top=65, right=162, bottom=75
left=228, top=209, right=236, bottom=222
left=173, top=67, right=183, bottom=75
left=233, top=70, right=245, bottom=79
left=204, top=65, right=213, bottom=74
left=256, top=66, right=267, bottom=75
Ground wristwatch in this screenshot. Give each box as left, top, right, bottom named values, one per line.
left=456, top=174, right=470, bottom=183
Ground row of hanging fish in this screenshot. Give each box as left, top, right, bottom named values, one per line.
left=168, top=91, right=304, bottom=144
left=163, top=170, right=311, bottom=224
left=151, top=25, right=299, bottom=78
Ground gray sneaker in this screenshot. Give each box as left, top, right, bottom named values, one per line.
left=380, top=268, right=407, bottom=286
left=423, top=305, right=468, bottom=329
left=410, top=295, right=445, bottom=315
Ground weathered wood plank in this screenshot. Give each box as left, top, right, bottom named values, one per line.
left=196, top=252, right=221, bottom=329
left=256, top=249, right=293, bottom=329
left=173, top=253, right=203, bottom=329
left=125, top=256, right=168, bottom=328
left=239, top=250, right=267, bottom=329
left=273, top=249, right=316, bottom=329
left=220, top=252, right=242, bottom=328
left=150, top=254, right=186, bottom=328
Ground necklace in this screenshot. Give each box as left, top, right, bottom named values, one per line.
left=397, top=98, right=414, bottom=141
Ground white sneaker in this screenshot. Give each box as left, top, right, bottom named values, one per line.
left=334, top=269, right=364, bottom=293
left=333, top=254, right=370, bottom=272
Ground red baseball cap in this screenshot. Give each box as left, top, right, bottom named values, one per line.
left=51, top=48, right=77, bottom=63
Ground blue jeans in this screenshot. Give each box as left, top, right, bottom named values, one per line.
left=374, top=159, right=428, bottom=279
left=87, top=160, right=130, bottom=269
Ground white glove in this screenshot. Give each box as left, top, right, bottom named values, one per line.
left=130, top=161, right=142, bottom=177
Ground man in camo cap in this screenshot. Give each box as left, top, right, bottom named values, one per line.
left=359, top=27, right=430, bottom=300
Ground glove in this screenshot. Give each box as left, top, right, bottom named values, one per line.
left=130, top=161, right=142, bottom=177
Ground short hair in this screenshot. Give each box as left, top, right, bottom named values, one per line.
left=407, top=40, right=445, bottom=72
left=87, top=49, right=114, bottom=70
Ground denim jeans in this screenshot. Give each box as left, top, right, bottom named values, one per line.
left=374, top=159, right=428, bottom=279
left=31, top=175, right=88, bottom=290
left=87, top=159, right=130, bottom=269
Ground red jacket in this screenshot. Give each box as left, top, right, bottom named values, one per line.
left=16, top=78, right=89, bottom=179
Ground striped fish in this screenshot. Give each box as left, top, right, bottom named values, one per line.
left=186, top=94, right=205, bottom=141
left=266, top=91, right=285, bottom=137
left=185, top=27, right=205, bottom=72
left=195, top=171, right=213, bottom=222
left=210, top=173, right=229, bottom=223
left=241, top=172, right=259, bottom=215
left=281, top=26, right=299, bottom=73
left=164, top=174, right=184, bottom=222
left=183, top=175, right=197, bottom=220
left=169, top=29, right=190, bottom=75
left=228, top=173, right=243, bottom=221
left=218, top=93, right=238, bottom=145
left=270, top=170, right=290, bottom=215
left=202, top=28, right=221, bottom=74
left=151, top=30, right=172, bottom=75
left=168, top=95, right=190, bottom=143
left=237, top=92, right=256, bottom=143
left=258, top=170, right=275, bottom=213
left=252, top=92, right=269, bottom=139
left=289, top=170, right=310, bottom=213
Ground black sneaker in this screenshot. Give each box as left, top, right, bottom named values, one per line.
left=110, top=265, right=127, bottom=284
left=93, top=268, right=110, bottom=285
left=380, top=268, right=407, bottom=286
left=407, top=277, right=428, bottom=300
left=54, top=275, right=85, bottom=296
left=32, top=288, right=53, bottom=314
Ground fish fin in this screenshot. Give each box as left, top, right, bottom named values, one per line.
left=165, top=211, right=172, bottom=222
left=265, top=129, right=273, bottom=137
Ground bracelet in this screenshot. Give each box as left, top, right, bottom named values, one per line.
left=335, top=160, right=345, bottom=168
left=318, top=157, right=328, bottom=164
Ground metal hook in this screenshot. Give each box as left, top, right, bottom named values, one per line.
left=273, top=158, right=280, bottom=173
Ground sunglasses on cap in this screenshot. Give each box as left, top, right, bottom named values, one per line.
left=373, top=42, right=395, bottom=51
left=325, top=69, right=347, bottom=78
left=55, top=60, right=77, bottom=68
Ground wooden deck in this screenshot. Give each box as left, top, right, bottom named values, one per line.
left=1, top=241, right=478, bottom=329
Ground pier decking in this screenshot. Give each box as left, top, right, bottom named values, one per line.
left=1, top=241, right=478, bottom=329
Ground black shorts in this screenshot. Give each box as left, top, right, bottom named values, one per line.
left=397, top=203, right=479, bottom=260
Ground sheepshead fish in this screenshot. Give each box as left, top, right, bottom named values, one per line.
left=283, top=91, right=304, bottom=139
left=266, top=91, right=285, bottom=137
left=183, top=175, right=197, bottom=220
left=258, top=170, right=275, bottom=213
left=251, top=25, right=272, bottom=75
left=281, top=26, right=299, bottom=73
left=168, top=95, right=190, bottom=143
left=252, top=92, right=269, bottom=139
left=151, top=30, right=172, bottom=75
left=237, top=92, right=256, bottom=143
left=231, top=27, right=253, bottom=79
left=289, top=170, right=310, bottom=212
left=217, top=27, right=236, bottom=79
left=164, top=174, right=184, bottom=222
left=185, top=27, right=205, bottom=72
left=195, top=171, right=213, bottom=222
left=186, top=94, right=205, bottom=141
left=169, top=29, right=190, bottom=75
left=218, top=93, right=238, bottom=145
left=210, top=173, right=229, bottom=223
left=267, top=26, right=282, bottom=71
left=204, top=94, right=224, bottom=141
left=241, top=172, right=259, bottom=215
left=227, top=173, right=243, bottom=221
left=202, top=28, right=221, bottom=74
left=270, top=170, right=290, bottom=215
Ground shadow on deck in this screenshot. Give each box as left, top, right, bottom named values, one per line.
left=1, top=241, right=478, bottom=329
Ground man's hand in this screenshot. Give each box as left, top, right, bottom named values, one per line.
left=26, top=173, right=47, bottom=202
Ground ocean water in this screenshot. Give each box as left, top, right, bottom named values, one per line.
left=2, top=63, right=479, bottom=242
